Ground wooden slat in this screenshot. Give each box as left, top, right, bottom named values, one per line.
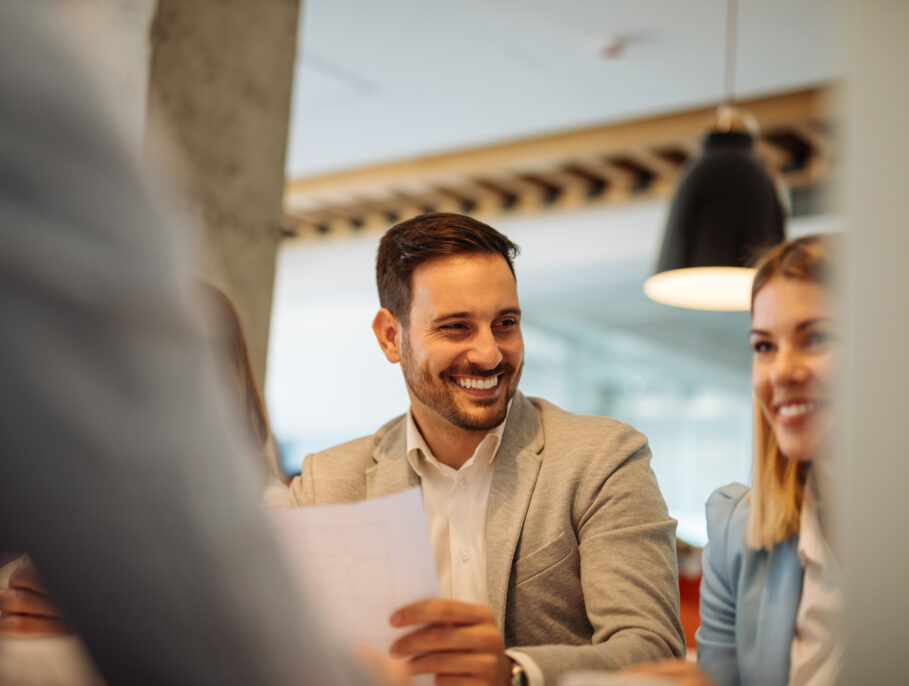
left=284, top=85, right=836, bottom=239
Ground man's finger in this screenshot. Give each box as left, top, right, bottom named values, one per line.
left=390, top=622, right=503, bottom=658
left=433, top=678, right=487, bottom=686
left=0, top=614, right=72, bottom=637
left=390, top=598, right=495, bottom=627
left=625, top=658, right=696, bottom=675
left=0, top=587, right=66, bottom=619
left=404, top=650, right=502, bottom=679
left=8, top=561, right=50, bottom=595
left=354, top=646, right=410, bottom=686
left=624, top=659, right=719, bottom=686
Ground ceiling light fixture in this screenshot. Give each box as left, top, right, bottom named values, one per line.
left=644, top=0, right=785, bottom=311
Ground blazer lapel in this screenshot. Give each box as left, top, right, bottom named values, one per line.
left=365, top=418, right=420, bottom=498
left=485, top=393, right=544, bottom=629
left=754, top=537, right=802, bottom=681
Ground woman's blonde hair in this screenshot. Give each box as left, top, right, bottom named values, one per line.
left=746, top=234, right=836, bottom=549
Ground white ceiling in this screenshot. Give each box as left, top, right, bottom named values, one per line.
left=286, top=0, right=839, bottom=177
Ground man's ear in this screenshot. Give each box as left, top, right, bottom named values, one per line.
left=372, top=308, right=403, bottom=363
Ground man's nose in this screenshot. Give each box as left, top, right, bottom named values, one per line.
left=465, top=327, right=503, bottom=370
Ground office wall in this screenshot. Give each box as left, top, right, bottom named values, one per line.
left=838, top=1, right=909, bottom=682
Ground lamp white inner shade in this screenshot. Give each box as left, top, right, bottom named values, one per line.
left=644, top=267, right=756, bottom=311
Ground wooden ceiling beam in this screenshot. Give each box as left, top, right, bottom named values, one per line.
left=284, top=85, right=836, bottom=239
left=286, top=86, right=831, bottom=201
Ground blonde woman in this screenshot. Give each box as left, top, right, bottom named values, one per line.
left=696, top=234, right=841, bottom=685
left=628, top=235, right=841, bottom=686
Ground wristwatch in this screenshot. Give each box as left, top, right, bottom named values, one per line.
left=510, top=661, right=528, bottom=686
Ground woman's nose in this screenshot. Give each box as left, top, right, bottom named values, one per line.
left=771, top=345, right=809, bottom=386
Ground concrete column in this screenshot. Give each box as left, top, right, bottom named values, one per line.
left=146, top=0, right=300, bottom=383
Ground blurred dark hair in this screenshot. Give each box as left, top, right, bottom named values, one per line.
left=376, top=212, right=520, bottom=324
left=198, top=284, right=270, bottom=452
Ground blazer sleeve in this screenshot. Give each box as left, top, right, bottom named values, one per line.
left=287, top=452, right=318, bottom=506
left=696, top=483, right=749, bottom=686
left=516, top=428, right=686, bottom=681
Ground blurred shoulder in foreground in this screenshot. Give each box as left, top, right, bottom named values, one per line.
left=0, top=4, right=366, bottom=685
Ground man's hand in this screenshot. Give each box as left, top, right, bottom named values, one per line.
left=389, top=598, right=511, bottom=686
left=0, top=560, right=71, bottom=637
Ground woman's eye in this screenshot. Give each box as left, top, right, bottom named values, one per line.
left=806, top=330, right=833, bottom=347
left=752, top=340, right=773, bottom=354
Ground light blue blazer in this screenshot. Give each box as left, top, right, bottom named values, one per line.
left=695, top=483, right=803, bottom=686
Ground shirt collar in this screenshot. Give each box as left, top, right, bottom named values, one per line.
left=405, top=400, right=512, bottom=477
left=797, top=489, right=829, bottom=567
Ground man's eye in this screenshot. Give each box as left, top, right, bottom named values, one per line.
left=441, top=323, right=467, bottom=331
left=497, top=318, right=517, bottom=328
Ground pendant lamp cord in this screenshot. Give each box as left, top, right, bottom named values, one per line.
left=723, top=0, right=738, bottom=106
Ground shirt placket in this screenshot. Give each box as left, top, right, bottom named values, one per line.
left=448, top=464, right=475, bottom=602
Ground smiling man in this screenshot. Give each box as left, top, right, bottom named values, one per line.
left=287, top=212, right=685, bottom=685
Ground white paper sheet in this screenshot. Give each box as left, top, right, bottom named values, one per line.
left=270, top=487, right=440, bottom=653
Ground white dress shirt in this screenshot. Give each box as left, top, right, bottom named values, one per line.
left=405, top=413, right=501, bottom=604
left=404, top=404, right=544, bottom=686
left=788, top=493, right=844, bottom=686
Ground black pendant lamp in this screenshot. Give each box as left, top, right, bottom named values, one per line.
left=644, top=0, right=785, bottom=311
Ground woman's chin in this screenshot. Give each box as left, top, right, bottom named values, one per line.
left=777, top=435, right=816, bottom=463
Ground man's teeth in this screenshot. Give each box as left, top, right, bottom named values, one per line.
left=457, top=376, right=498, bottom=390
left=779, top=402, right=815, bottom=417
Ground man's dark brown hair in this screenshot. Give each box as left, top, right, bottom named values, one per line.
left=376, top=212, right=520, bottom=324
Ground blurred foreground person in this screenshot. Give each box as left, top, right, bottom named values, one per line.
left=0, top=286, right=291, bottom=643
left=627, top=235, right=842, bottom=686
left=0, top=4, right=369, bottom=686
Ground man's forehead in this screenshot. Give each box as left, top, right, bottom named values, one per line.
left=409, top=252, right=519, bottom=317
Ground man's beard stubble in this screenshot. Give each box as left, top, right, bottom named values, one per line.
left=400, top=334, right=521, bottom=432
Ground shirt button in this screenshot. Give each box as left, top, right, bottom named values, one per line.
left=460, top=549, right=470, bottom=562
left=459, top=479, right=467, bottom=489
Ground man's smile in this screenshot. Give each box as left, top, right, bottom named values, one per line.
left=451, top=374, right=501, bottom=395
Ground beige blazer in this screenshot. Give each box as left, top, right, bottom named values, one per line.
left=287, top=392, right=685, bottom=683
